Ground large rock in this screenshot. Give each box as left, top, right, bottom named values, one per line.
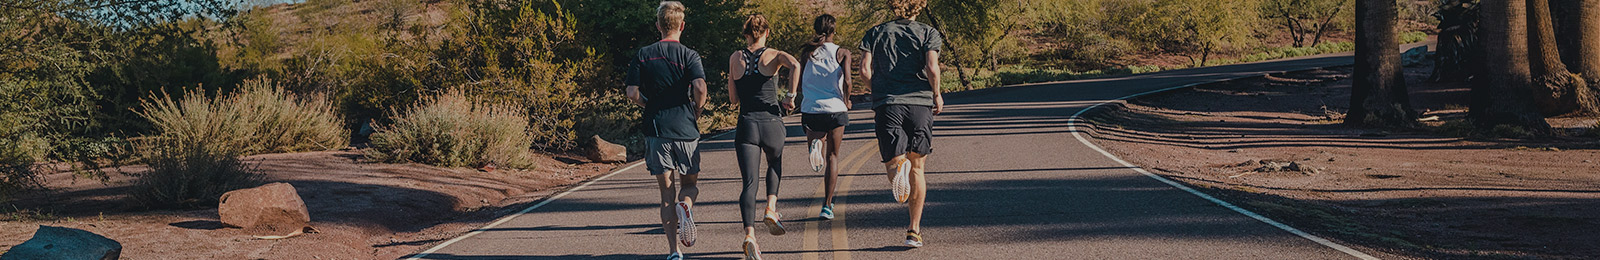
left=218, top=182, right=312, bottom=238
left=1401, top=45, right=1430, bottom=66
left=586, top=135, right=627, bottom=163
left=1, top=225, right=121, bottom=260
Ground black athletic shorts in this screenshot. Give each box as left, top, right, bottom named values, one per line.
left=801, top=112, right=850, bottom=132
left=874, top=104, right=933, bottom=162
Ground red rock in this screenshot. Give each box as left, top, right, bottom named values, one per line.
left=218, top=182, right=312, bottom=238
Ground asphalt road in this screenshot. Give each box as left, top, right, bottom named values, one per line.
left=405, top=48, right=1424, bottom=259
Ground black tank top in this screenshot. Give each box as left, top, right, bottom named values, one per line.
left=735, top=47, right=783, bottom=117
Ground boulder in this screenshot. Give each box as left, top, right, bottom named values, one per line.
left=218, top=182, right=312, bottom=238
left=1, top=225, right=121, bottom=260
left=586, top=135, right=627, bottom=163
left=1401, top=46, right=1430, bottom=66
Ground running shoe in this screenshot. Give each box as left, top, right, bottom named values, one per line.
left=891, top=159, right=912, bottom=203
left=763, top=210, right=787, bottom=235
left=666, top=252, right=684, bottom=260
left=904, top=230, right=924, bottom=248
left=742, top=237, right=763, bottom=260
left=676, top=202, right=696, bottom=247
left=819, top=203, right=835, bottom=220
left=809, top=139, right=824, bottom=172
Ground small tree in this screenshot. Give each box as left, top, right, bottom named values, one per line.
left=1262, top=0, right=1352, bottom=47
left=1144, top=0, right=1261, bottom=67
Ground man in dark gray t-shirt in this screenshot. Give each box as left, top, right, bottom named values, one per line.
left=857, top=0, right=942, bottom=249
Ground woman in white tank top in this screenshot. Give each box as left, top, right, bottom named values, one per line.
left=784, top=14, right=852, bottom=222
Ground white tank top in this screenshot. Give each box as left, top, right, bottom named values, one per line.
left=800, top=43, right=848, bottom=114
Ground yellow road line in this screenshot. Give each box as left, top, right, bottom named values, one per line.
left=802, top=140, right=874, bottom=260
left=831, top=145, right=872, bottom=260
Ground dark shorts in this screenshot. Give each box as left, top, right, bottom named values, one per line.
left=801, top=112, right=850, bottom=132
left=645, top=137, right=700, bottom=175
left=874, top=105, right=933, bottom=162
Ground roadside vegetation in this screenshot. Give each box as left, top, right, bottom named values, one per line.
left=367, top=89, right=538, bottom=169
left=1, top=0, right=1438, bottom=202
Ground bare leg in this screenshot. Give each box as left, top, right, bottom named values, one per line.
left=808, top=130, right=837, bottom=205
left=884, top=154, right=908, bottom=183
left=655, top=172, right=681, bottom=254
left=907, top=152, right=928, bottom=233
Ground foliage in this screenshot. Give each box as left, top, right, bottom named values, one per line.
left=367, top=89, right=538, bottom=169
left=1, top=0, right=239, bottom=200
left=1261, top=0, right=1354, bottom=47
left=138, top=79, right=347, bottom=156
left=129, top=137, right=261, bottom=209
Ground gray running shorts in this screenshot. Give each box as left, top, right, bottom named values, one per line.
left=645, top=137, right=700, bottom=175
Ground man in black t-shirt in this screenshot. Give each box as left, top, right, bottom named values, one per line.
left=859, top=0, right=941, bottom=249
left=624, top=2, right=707, bottom=260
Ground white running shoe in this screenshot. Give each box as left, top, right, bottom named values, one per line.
left=676, top=202, right=696, bottom=247
left=904, top=230, right=924, bottom=248
left=763, top=211, right=786, bottom=236
left=891, top=159, right=912, bottom=203
left=743, top=237, right=763, bottom=260
left=809, top=139, right=824, bottom=172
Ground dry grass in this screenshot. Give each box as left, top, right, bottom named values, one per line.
left=367, top=89, right=537, bottom=169
left=138, top=79, right=348, bottom=155
left=129, top=78, right=345, bottom=208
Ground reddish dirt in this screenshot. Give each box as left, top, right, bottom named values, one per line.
left=1081, top=64, right=1600, bottom=259
left=0, top=150, right=617, bottom=259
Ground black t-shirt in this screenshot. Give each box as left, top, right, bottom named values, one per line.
left=627, top=40, right=706, bottom=141
left=859, top=19, right=943, bottom=108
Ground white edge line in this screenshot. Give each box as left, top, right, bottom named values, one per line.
left=405, top=130, right=738, bottom=260
left=1066, top=72, right=1383, bottom=260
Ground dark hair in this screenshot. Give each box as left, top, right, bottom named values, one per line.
left=742, top=13, right=770, bottom=41
left=798, top=14, right=838, bottom=63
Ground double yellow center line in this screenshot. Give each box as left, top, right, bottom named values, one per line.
left=801, top=140, right=877, bottom=260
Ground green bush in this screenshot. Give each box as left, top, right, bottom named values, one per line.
left=129, top=138, right=260, bottom=209
left=367, top=89, right=537, bottom=169
left=138, top=79, right=348, bottom=155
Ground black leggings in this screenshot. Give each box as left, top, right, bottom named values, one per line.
left=735, top=114, right=785, bottom=228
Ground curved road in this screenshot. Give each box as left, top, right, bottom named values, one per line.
left=405, top=49, right=1421, bottom=259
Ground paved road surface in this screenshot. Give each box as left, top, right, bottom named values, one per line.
left=405, top=48, right=1425, bottom=259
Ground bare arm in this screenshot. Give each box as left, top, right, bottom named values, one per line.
left=777, top=51, right=803, bottom=109
left=838, top=49, right=854, bottom=109
left=691, top=78, right=707, bottom=117
left=626, top=85, right=645, bottom=107
left=924, top=50, right=943, bottom=115
left=727, top=52, right=742, bottom=108
left=859, top=51, right=873, bottom=98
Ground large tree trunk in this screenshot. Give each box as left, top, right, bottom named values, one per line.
left=1575, top=0, right=1600, bottom=111
left=1474, top=0, right=1552, bottom=130
left=1528, top=0, right=1595, bottom=115
left=1348, top=0, right=1415, bottom=127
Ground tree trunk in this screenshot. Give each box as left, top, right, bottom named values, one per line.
left=1474, top=0, right=1552, bottom=130
left=1348, top=0, right=1415, bottom=127
left=1528, top=0, right=1596, bottom=115
left=1574, top=0, right=1600, bottom=112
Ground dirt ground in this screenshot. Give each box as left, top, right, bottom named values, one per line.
left=0, top=150, right=618, bottom=259
left=1082, top=64, right=1600, bottom=259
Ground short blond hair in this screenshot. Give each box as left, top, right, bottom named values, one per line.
left=657, top=1, right=686, bottom=32
left=887, top=0, right=926, bottom=19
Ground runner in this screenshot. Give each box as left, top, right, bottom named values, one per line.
left=727, top=13, right=803, bottom=260
left=858, top=0, right=942, bottom=248
left=788, top=14, right=852, bottom=221
left=624, top=2, right=707, bottom=259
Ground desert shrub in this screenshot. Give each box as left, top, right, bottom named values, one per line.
left=129, top=78, right=340, bottom=208
left=367, top=89, right=537, bottom=169
left=128, top=138, right=260, bottom=209
left=1400, top=31, right=1429, bottom=44
left=139, top=79, right=348, bottom=156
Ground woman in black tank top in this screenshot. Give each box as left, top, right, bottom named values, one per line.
left=725, top=14, right=802, bottom=259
